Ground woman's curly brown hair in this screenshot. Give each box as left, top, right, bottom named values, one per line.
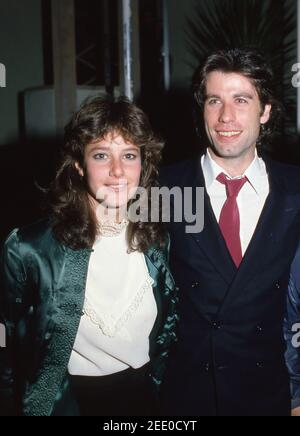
left=49, top=96, right=166, bottom=252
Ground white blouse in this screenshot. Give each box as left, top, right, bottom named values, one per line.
left=68, top=227, right=158, bottom=377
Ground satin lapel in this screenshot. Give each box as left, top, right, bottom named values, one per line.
left=144, top=248, right=176, bottom=345
left=144, top=248, right=176, bottom=306
left=23, top=247, right=92, bottom=416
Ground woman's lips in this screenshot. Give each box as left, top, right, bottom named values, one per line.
left=105, top=184, right=128, bottom=193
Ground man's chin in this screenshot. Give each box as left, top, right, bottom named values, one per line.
left=210, top=143, right=249, bottom=160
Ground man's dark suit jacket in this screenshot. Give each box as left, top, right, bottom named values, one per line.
left=160, top=153, right=300, bottom=416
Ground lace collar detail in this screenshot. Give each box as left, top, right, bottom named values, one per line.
left=98, top=219, right=129, bottom=238
left=82, top=274, right=154, bottom=338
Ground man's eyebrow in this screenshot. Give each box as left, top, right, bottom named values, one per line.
left=205, top=94, right=220, bottom=100
left=205, top=93, right=254, bottom=100
left=233, top=93, right=254, bottom=99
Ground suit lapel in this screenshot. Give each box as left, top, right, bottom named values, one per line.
left=182, top=158, right=237, bottom=285
left=216, top=157, right=300, bottom=313
left=191, top=190, right=237, bottom=285
left=214, top=189, right=278, bottom=313
left=179, top=154, right=300, bottom=314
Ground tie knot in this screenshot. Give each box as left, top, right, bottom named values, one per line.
left=217, top=173, right=247, bottom=198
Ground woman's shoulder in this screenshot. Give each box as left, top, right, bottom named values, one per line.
left=1, top=219, right=63, bottom=284
left=3, top=218, right=59, bottom=254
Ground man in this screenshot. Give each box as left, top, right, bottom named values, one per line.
left=161, top=48, right=300, bottom=416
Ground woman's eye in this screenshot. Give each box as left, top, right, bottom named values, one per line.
left=94, top=153, right=108, bottom=160
left=124, top=154, right=137, bottom=160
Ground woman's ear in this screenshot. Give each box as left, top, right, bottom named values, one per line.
left=75, top=162, right=84, bottom=177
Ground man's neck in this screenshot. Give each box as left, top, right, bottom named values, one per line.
left=208, top=148, right=257, bottom=178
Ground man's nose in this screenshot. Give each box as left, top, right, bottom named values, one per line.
left=109, top=159, right=125, bottom=178
left=219, top=103, right=236, bottom=123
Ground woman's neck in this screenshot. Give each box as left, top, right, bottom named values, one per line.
left=96, top=204, right=127, bottom=225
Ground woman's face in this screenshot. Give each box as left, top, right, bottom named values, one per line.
left=77, top=133, right=142, bottom=214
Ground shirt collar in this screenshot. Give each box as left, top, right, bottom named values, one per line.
left=202, top=149, right=268, bottom=195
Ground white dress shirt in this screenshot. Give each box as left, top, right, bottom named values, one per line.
left=68, top=227, right=158, bottom=377
left=201, top=150, right=270, bottom=255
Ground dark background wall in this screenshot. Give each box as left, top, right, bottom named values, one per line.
left=0, top=0, right=44, bottom=145
left=0, top=0, right=45, bottom=241
left=0, top=0, right=299, bottom=243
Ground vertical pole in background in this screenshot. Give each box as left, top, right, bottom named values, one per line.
left=297, top=0, right=300, bottom=133
left=102, top=0, right=114, bottom=96
left=119, top=0, right=141, bottom=101
left=162, top=0, right=171, bottom=92
left=52, top=0, right=77, bottom=137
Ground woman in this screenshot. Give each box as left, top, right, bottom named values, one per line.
left=0, top=96, right=178, bottom=416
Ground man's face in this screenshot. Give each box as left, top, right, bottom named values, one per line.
left=203, top=71, right=271, bottom=159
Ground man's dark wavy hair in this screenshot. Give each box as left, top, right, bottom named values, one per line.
left=49, top=96, right=166, bottom=252
left=192, top=48, right=283, bottom=147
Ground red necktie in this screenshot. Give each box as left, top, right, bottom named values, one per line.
left=217, top=173, right=248, bottom=268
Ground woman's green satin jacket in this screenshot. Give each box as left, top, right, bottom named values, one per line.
left=0, top=220, right=178, bottom=416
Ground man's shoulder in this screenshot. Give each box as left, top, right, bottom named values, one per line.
left=159, top=157, right=201, bottom=188
left=264, top=155, right=300, bottom=195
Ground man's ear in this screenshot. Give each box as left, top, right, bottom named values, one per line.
left=75, top=162, right=84, bottom=177
left=260, top=104, right=272, bottom=125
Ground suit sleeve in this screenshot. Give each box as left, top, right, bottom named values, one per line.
left=0, top=229, right=27, bottom=416
left=284, top=258, right=300, bottom=410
